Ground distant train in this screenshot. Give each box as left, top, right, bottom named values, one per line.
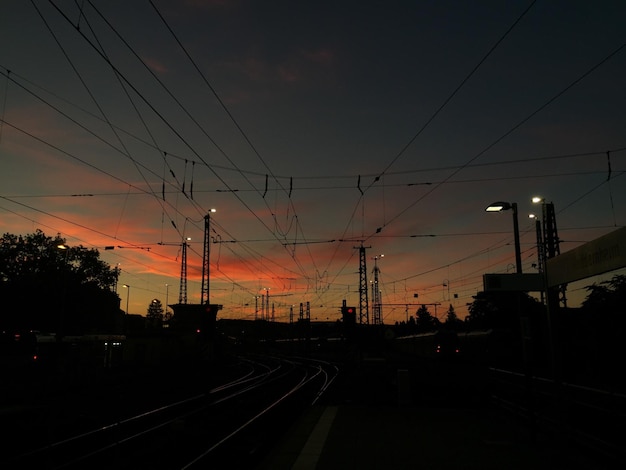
left=393, top=329, right=518, bottom=365
left=394, top=330, right=460, bottom=359
left=1, top=330, right=126, bottom=370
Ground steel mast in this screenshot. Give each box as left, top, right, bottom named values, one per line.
left=371, top=254, right=383, bottom=325
left=355, top=243, right=370, bottom=324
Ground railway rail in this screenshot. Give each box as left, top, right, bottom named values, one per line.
left=2, top=354, right=339, bottom=469
left=489, top=367, right=626, bottom=468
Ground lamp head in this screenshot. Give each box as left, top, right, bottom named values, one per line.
left=485, top=201, right=512, bottom=212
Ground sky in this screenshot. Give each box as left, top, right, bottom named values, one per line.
left=1, top=0, right=625, bottom=324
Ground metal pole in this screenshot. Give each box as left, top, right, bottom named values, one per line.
left=512, top=202, right=522, bottom=274
left=207, top=212, right=210, bottom=303
left=126, top=286, right=130, bottom=315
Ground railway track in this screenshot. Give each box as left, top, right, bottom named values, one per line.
left=489, top=367, right=626, bottom=468
left=2, top=354, right=339, bottom=469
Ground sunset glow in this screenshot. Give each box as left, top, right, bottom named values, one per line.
left=1, top=1, right=624, bottom=323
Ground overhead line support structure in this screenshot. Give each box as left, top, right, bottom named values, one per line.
left=542, top=201, right=566, bottom=307
left=355, top=243, right=371, bottom=325
left=180, top=241, right=188, bottom=304
left=159, top=239, right=190, bottom=304
left=200, top=211, right=213, bottom=305
left=371, top=255, right=384, bottom=325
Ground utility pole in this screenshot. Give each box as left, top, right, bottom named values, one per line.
left=543, top=201, right=567, bottom=307
left=180, top=240, right=188, bottom=304
left=371, top=254, right=384, bottom=325
left=158, top=238, right=190, bottom=304
left=354, top=243, right=371, bottom=324
left=201, top=209, right=216, bottom=305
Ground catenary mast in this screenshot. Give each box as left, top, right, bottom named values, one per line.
left=355, top=243, right=370, bottom=324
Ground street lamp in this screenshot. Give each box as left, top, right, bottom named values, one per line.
left=207, top=208, right=216, bottom=303
left=371, top=255, right=384, bottom=325
left=528, top=214, right=544, bottom=270
left=123, top=284, right=130, bottom=315
left=56, top=244, right=70, bottom=340
left=165, top=283, right=169, bottom=316
left=202, top=209, right=216, bottom=305
left=485, top=201, right=522, bottom=274
left=529, top=213, right=545, bottom=305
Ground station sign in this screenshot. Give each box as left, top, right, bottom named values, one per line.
left=547, top=226, right=626, bottom=287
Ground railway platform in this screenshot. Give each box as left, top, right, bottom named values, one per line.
left=259, top=358, right=604, bottom=470
left=260, top=403, right=580, bottom=470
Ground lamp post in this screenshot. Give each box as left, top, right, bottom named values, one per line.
left=529, top=214, right=545, bottom=304
left=56, top=244, right=70, bottom=341
left=207, top=208, right=215, bottom=303
left=202, top=208, right=216, bottom=305
left=123, top=284, right=130, bottom=315
left=532, top=196, right=561, bottom=382
left=371, top=254, right=383, bottom=325
left=485, top=201, right=522, bottom=274
left=528, top=214, right=543, bottom=270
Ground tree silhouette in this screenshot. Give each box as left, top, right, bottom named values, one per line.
left=577, top=274, right=626, bottom=385
left=443, top=304, right=463, bottom=331
left=146, top=299, right=165, bottom=329
left=582, top=274, right=626, bottom=314
left=0, top=230, right=122, bottom=335
left=415, top=305, right=438, bottom=332
left=465, top=291, right=542, bottom=331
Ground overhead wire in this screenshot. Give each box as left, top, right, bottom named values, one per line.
left=5, top=3, right=624, bottom=317
left=361, top=0, right=539, bottom=195
left=30, top=0, right=188, bottom=241
left=4, top=60, right=622, bottom=188
left=367, top=41, right=626, bottom=241
left=312, top=0, right=540, bottom=307
left=145, top=0, right=326, bottom=288
left=13, top=2, right=297, bottom=302
left=52, top=0, right=320, bottom=290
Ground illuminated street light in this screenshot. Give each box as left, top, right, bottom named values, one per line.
left=201, top=209, right=217, bottom=305
left=56, top=244, right=71, bottom=340
left=529, top=213, right=544, bottom=266
left=532, top=195, right=560, bottom=259
left=371, top=254, right=384, bottom=325
left=123, top=284, right=130, bottom=315
left=485, top=201, right=522, bottom=274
